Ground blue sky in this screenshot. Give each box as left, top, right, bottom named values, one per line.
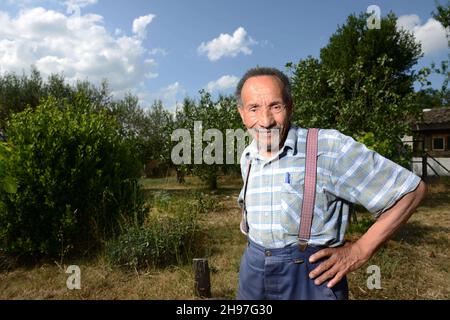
left=0, top=0, right=448, bottom=110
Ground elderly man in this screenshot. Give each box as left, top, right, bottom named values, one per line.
left=235, top=67, right=427, bottom=300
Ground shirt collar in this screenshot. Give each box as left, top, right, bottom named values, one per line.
left=284, top=124, right=297, bottom=152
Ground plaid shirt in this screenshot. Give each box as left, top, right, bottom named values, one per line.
left=238, top=125, right=421, bottom=249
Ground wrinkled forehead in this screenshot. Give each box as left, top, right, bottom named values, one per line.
left=241, top=76, right=284, bottom=106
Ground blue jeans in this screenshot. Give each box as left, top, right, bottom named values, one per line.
left=237, top=239, right=349, bottom=300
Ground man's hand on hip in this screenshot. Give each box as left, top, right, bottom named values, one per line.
left=308, top=242, right=370, bottom=288
left=309, top=181, right=427, bottom=289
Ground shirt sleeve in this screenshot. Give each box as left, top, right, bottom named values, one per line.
left=327, top=131, right=422, bottom=218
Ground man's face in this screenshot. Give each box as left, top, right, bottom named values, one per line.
left=238, top=75, right=292, bottom=154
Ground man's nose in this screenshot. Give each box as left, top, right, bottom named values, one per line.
left=259, top=108, right=275, bottom=128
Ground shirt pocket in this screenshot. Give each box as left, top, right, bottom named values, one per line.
left=279, top=172, right=304, bottom=234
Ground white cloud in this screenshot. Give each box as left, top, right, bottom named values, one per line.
left=65, top=0, right=97, bottom=7
left=0, top=7, right=159, bottom=99
left=137, top=82, right=187, bottom=111
left=260, top=39, right=274, bottom=48
left=7, top=0, right=97, bottom=12
left=148, top=48, right=168, bottom=56
left=198, top=27, right=257, bottom=61
left=6, top=0, right=47, bottom=6
left=160, top=82, right=184, bottom=100
left=5, top=0, right=98, bottom=21
left=397, top=14, right=421, bottom=31
left=206, top=75, right=239, bottom=93
left=397, top=15, right=448, bottom=56
left=132, top=14, right=155, bottom=39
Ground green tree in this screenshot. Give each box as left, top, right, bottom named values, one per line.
left=432, top=1, right=450, bottom=29
left=0, top=67, right=43, bottom=129
left=0, top=142, right=17, bottom=195
left=288, top=12, right=423, bottom=166
left=173, top=91, right=244, bottom=189
left=105, top=95, right=175, bottom=178
left=0, top=68, right=113, bottom=130
left=142, top=100, right=175, bottom=177
left=415, top=87, right=450, bottom=108
left=428, top=1, right=450, bottom=106
left=173, top=97, right=197, bottom=183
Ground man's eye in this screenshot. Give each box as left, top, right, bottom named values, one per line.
left=271, top=105, right=283, bottom=112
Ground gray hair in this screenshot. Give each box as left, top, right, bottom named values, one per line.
left=235, top=67, right=293, bottom=107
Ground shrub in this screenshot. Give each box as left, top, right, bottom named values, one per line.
left=105, top=191, right=215, bottom=270
left=189, top=191, right=223, bottom=214
left=0, top=95, right=145, bottom=257
left=0, top=142, right=17, bottom=195
left=106, top=209, right=200, bottom=269
left=151, top=190, right=172, bottom=211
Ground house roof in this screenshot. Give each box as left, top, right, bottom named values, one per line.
left=421, top=107, right=450, bottom=124
left=413, top=107, right=450, bottom=131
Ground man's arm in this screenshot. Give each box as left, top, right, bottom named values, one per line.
left=309, top=180, right=427, bottom=288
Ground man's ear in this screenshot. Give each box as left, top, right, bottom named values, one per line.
left=237, top=105, right=245, bottom=122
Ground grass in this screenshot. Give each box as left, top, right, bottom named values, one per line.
left=139, top=175, right=243, bottom=191
left=0, top=176, right=449, bottom=300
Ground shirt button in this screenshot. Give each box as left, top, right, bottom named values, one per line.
left=265, top=250, right=272, bottom=257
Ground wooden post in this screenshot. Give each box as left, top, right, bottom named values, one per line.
left=422, top=154, right=428, bottom=179
left=193, top=258, right=211, bottom=298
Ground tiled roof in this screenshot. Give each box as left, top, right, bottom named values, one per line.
left=419, top=107, right=450, bottom=124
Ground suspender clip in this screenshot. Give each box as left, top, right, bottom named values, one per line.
left=297, top=239, right=308, bottom=252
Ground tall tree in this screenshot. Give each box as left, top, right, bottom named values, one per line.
left=429, top=1, right=450, bottom=106
left=432, top=1, right=450, bottom=29
left=0, top=67, right=43, bottom=129
left=288, top=12, right=423, bottom=166
left=0, top=68, right=114, bottom=130
left=141, top=100, right=174, bottom=177
left=172, top=91, right=244, bottom=189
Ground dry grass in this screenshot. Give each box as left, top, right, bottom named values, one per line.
left=0, top=177, right=449, bottom=300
